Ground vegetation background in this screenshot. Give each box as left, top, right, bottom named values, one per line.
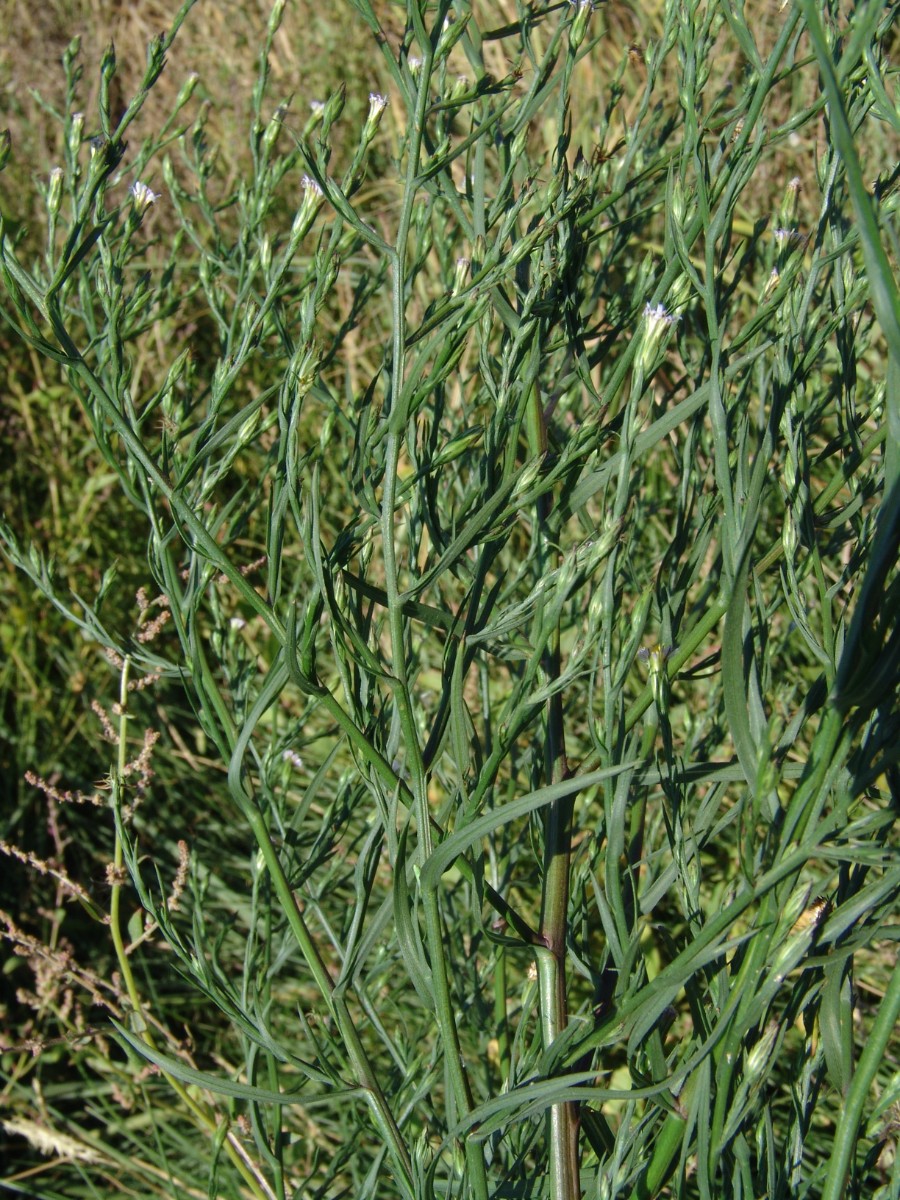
left=1, top=0, right=899, bottom=1198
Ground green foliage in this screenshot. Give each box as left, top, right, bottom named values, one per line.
left=2, top=1, right=899, bottom=1198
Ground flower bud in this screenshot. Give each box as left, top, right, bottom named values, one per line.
left=745, top=1022, right=779, bottom=1083
left=450, top=75, right=469, bottom=102
left=90, top=136, right=108, bottom=167
left=670, top=174, right=687, bottom=227
left=432, top=425, right=482, bottom=467
left=635, top=302, right=678, bottom=376
left=262, top=105, right=286, bottom=156
left=100, top=41, right=117, bottom=84
left=778, top=175, right=802, bottom=230
left=321, top=86, right=346, bottom=134
left=291, top=345, right=322, bottom=400
left=436, top=11, right=469, bottom=58
left=292, top=175, right=325, bottom=239
left=259, top=234, right=272, bottom=275
left=588, top=586, right=605, bottom=627
left=164, top=346, right=192, bottom=393
left=173, top=72, right=200, bottom=113
left=0, top=128, right=11, bottom=174
left=331, top=565, right=347, bottom=613
left=630, top=588, right=653, bottom=641
left=47, top=167, right=64, bottom=220
left=510, top=126, right=529, bottom=164
left=238, top=407, right=262, bottom=446
left=569, top=0, right=595, bottom=52
left=511, top=454, right=545, bottom=504
left=362, top=92, right=389, bottom=143
left=267, top=0, right=286, bottom=38
left=162, top=154, right=177, bottom=193
left=452, top=256, right=470, bottom=296
left=762, top=267, right=780, bottom=303
left=669, top=272, right=691, bottom=313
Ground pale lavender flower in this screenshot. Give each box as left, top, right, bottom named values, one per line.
left=130, top=181, right=160, bottom=214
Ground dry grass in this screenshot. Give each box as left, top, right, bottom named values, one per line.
left=0, top=0, right=380, bottom=221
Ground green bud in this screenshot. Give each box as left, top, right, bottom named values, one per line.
left=63, top=36, right=81, bottom=68
left=262, top=106, right=285, bottom=156
left=47, top=167, right=64, bottom=219
left=332, top=566, right=347, bottom=614
left=778, top=175, right=802, bottom=230
left=432, top=425, right=482, bottom=468
left=452, top=256, right=470, bottom=296
left=0, top=129, right=11, bottom=174
left=635, top=302, right=678, bottom=376
left=65, top=110, right=84, bottom=164
left=510, top=126, right=528, bottom=163
left=321, top=85, right=346, bottom=134
left=259, top=234, right=272, bottom=275
left=630, top=588, right=653, bottom=642
left=511, top=454, right=545, bottom=504
left=238, top=407, right=262, bottom=446
left=292, top=175, right=325, bottom=239
left=569, top=0, right=594, bottom=52
left=745, top=1022, right=779, bottom=1084
left=670, top=173, right=687, bottom=227
left=436, top=11, right=469, bottom=58
left=362, top=92, right=389, bottom=143
left=762, top=267, right=780, bottom=303
left=173, top=72, right=200, bottom=113
left=291, top=344, right=322, bottom=400
left=267, top=0, right=286, bottom=38
left=588, top=586, right=605, bottom=627
left=100, top=41, right=117, bottom=83
left=162, top=154, right=177, bottom=194
left=163, top=347, right=192, bottom=396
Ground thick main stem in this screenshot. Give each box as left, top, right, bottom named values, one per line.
left=526, top=366, right=580, bottom=1199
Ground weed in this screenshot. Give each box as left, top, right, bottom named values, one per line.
left=1, top=1, right=899, bottom=1197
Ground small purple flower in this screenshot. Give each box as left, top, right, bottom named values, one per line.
left=130, top=181, right=160, bottom=214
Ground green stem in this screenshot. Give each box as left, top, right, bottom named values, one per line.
left=821, top=959, right=900, bottom=1200
left=109, top=659, right=273, bottom=1200
left=526, top=349, right=579, bottom=1197
left=379, top=12, right=488, bottom=1195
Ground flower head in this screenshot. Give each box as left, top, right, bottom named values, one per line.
left=569, top=0, right=595, bottom=48
left=363, top=92, right=389, bottom=141
left=130, top=180, right=160, bottom=214
left=643, top=301, right=678, bottom=335
left=292, top=174, right=325, bottom=238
